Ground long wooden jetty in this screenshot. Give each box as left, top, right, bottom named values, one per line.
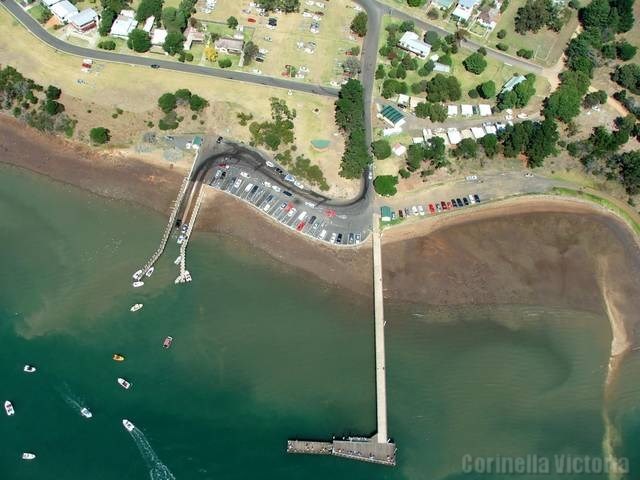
left=287, top=213, right=396, bottom=466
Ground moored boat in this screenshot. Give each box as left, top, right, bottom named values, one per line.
left=162, top=336, right=173, bottom=349
left=122, top=419, right=135, bottom=432
left=4, top=400, right=15, bottom=416
left=132, top=281, right=144, bottom=288
left=130, top=303, right=143, bottom=312
left=117, top=377, right=131, bottom=390
left=21, top=453, right=36, bottom=460
left=132, top=270, right=143, bottom=281
left=112, top=354, right=125, bottom=362
left=80, top=407, right=93, bottom=419
left=23, top=365, right=36, bottom=373
left=145, top=267, right=154, bottom=277
left=174, top=256, right=181, bottom=265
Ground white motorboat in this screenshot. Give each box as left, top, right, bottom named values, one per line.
left=117, top=377, right=131, bottom=390
left=132, top=270, right=143, bottom=281
left=145, top=267, right=154, bottom=277
left=80, top=407, right=93, bottom=419
left=4, top=400, right=15, bottom=416
left=21, top=453, right=36, bottom=460
left=174, top=255, right=181, bottom=265
left=23, top=365, right=36, bottom=373
left=122, top=419, right=135, bottom=432
left=130, top=303, right=143, bottom=312
left=132, top=281, right=144, bottom=288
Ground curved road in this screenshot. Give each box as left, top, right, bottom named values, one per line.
left=1, top=0, right=339, bottom=98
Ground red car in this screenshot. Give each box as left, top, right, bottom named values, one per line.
left=296, top=222, right=306, bottom=231
left=325, top=209, right=336, bottom=218
left=440, top=201, right=447, bottom=211
left=247, top=17, right=256, bottom=23
left=428, top=204, right=435, bottom=214
left=447, top=201, right=453, bottom=209
left=284, top=202, right=294, bottom=212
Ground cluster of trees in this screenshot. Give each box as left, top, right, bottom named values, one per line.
left=514, top=0, right=564, bottom=33
left=463, top=51, right=487, bottom=75
left=257, top=0, right=299, bottom=12
left=351, top=12, right=368, bottom=37
left=273, top=149, right=329, bottom=191
left=497, top=74, right=536, bottom=110
left=414, top=102, right=448, bottom=122
left=499, top=119, right=559, bottom=167
left=544, top=70, right=591, bottom=122
left=248, top=97, right=296, bottom=150
left=373, top=175, right=399, bottom=196
left=334, top=80, right=372, bottom=179
left=156, top=88, right=208, bottom=130
left=0, top=66, right=75, bottom=137
left=405, top=137, right=447, bottom=172
left=612, top=64, right=640, bottom=94
left=371, top=139, right=392, bottom=160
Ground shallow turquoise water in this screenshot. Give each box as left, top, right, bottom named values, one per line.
left=1, top=164, right=638, bottom=479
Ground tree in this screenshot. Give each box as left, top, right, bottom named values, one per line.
left=417, top=60, right=435, bottom=77
left=544, top=86, right=583, bottom=122
left=497, top=74, right=537, bottom=109
left=375, top=64, right=386, bottom=80
left=453, top=138, right=478, bottom=158
left=227, top=16, right=238, bottom=29
left=45, top=85, right=61, bottom=100
left=218, top=57, right=232, bottom=68
left=612, top=64, right=640, bottom=94
left=343, top=57, right=362, bottom=75
left=127, top=29, right=151, bottom=52
left=496, top=42, right=509, bottom=51
left=371, top=139, right=392, bottom=159
left=162, top=6, right=186, bottom=32
left=98, top=40, right=117, bottom=50
left=163, top=31, right=184, bottom=55
left=611, top=150, right=640, bottom=194
left=256, top=0, right=300, bottom=12
left=424, top=31, right=440, bottom=50
left=136, top=0, right=163, bottom=22
left=516, top=48, right=534, bottom=59
left=373, top=175, right=398, bottom=196
left=99, top=8, right=117, bottom=36
left=463, top=52, right=488, bottom=74
left=583, top=90, right=607, bottom=108
left=617, top=41, right=637, bottom=61
left=515, top=0, right=556, bottom=33
left=175, top=88, right=192, bottom=103
left=425, top=74, right=461, bottom=102
left=89, top=127, right=110, bottom=144
left=478, top=80, right=496, bottom=98
left=414, top=102, right=447, bottom=122
left=44, top=99, right=64, bottom=115
left=158, top=92, right=177, bottom=113
left=479, top=134, right=498, bottom=157
left=497, top=29, right=507, bottom=38
left=351, top=11, right=368, bottom=37
left=243, top=41, right=260, bottom=64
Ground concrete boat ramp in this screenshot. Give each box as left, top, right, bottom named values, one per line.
left=287, top=436, right=397, bottom=466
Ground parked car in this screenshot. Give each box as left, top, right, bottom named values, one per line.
left=287, top=208, right=297, bottom=217
left=447, top=201, right=453, bottom=209
left=456, top=198, right=463, bottom=207
left=418, top=205, right=425, bottom=216
left=240, top=171, right=249, bottom=178
left=216, top=136, right=223, bottom=143
left=265, top=161, right=275, bottom=168
left=398, top=210, right=404, bottom=218
left=348, top=233, right=355, bottom=244
left=428, top=204, right=435, bottom=214
left=150, top=64, right=160, bottom=69
left=296, top=222, right=306, bottom=231
left=336, top=233, right=343, bottom=244
left=440, top=201, right=447, bottom=211
left=355, top=233, right=361, bottom=243
left=436, top=204, right=442, bottom=213
left=319, top=229, right=327, bottom=240
left=474, top=194, right=481, bottom=203
left=463, top=197, right=469, bottom=206
left=451, top=199, right=458, bottom=208
left=411, top=205, right=418, bottom=215
left=468, top=194, right=476, bottom=204
left=283, top=190, right=293, bottom=197
left=329, top=232, right=337, bottom=243
left=272, top=185, right=281, bottom=192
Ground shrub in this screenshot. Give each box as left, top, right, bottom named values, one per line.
left=158, top=93, right=177, bottom=113
left=89, top=127, right=110, bottom=144
left=218, top=57, right=232, bottom=68
left=497, top=29, right=507, bottom=39
left=127, top=29, right=151, bottom=52
left=496, top=43, right=509, bottom=51
left=373, top=175, right=398, bottom=196
left=350, top=11, right=368, bottom=37
left=97, top=40, right=116, bottom=50
left=463, top=52, right=488, bottom=74
left=371, top=139, right=392, bottom=159
left=516, top=48, right=534, bottom=59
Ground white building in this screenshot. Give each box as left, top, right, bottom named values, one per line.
left=461, top=104, right=473, bottom=117
left=41, top=0, right=60, bottom=7
left=68, top=8, right=98, bottom=32
left=484, top=124, right=498, bottom=135
left=110, top=13, right=137, bottom=38
left=397, top=31, right=431, bottom=59
left=452, top=0, right=480, bottom=22
left=447, top=105, right=458, bottom=117
left=471, top=127, right=486, bottom=139
left=151, top=28, right=168, bottom=45
left=478, top=104, right=492, bottom=117
left=50, top=0, right=78, bottom=22
left=392, top=143, right=407, bottom=156
left=447, top=128, right=462, bottom=145
left=142, top=15, right=155, bottom=33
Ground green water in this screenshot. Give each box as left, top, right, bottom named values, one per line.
left=1, top=164, right=639, bottom=480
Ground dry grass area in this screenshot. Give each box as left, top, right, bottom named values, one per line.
left=0, top=8, right=358, bottom=198
left=193, top=0, right=361, bottom=84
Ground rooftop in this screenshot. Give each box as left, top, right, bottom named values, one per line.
left=110, top=14, right=137, bottom=37
left=49, top=0, right=78, bottom=21
left=68, top=7, right=97, bottom=26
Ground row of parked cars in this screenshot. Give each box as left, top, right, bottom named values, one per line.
left=210, top=165, right=363, bottom=246
left=397, top=193, right=481, bottom=219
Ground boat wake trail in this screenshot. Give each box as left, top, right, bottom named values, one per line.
left=58, top=384, right=85, bottom=414
left=127, top=426, right=176, bottom=480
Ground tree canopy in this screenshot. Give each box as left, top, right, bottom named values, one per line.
left=163, top=31, right=185, bottom=55
left=127, top=29, right=151, bottom=52
left=89, top=127, right=111, bottom=144
left=351, top=12, right=368, bottom=37
left=136, top=0, right=163, bottom=22
left=463, top=52, right=487, bottom=74
left=373, top=175, right=398, bottom=196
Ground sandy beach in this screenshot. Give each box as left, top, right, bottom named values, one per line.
left=2, top=116, right=639, bottom=354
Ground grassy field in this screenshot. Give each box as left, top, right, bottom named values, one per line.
left=486, top=0, right=579, bottom=67
left=193, top=0, right=360, bottom=84
left=0, top=8, right=356, bottom=197
left=27, top=3, right=49, bottom=23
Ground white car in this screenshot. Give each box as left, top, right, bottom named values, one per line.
left=264, top=181, right=272, bottom=187
left=233, top=179, right=242, bottom=189
left=272, top=185, right=281, bottom=192
left=287, top=207, right=297, bottom=217
left=319, top=229, right=327, bottom=240
left=468, top=194, right=476, bottom=204
left=418, top=205, right=425, bottom=216
left=411, top=205, right=418, bottom=216
left=465, top=175, right=478, bottom=181
left=329, top=232, right=337, bottom=243
left=524, top=172, right=534, bottom=178
left=263, top=202, right=272, bottom=211
left=265, top=161, right=275, bottom=168
left=240, top=171, right=249, bottom=178
left=244, top=183, right=253, bottom=192
left=304, top=201, right=317, bottom=208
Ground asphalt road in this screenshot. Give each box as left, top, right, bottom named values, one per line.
left=1, top=0, right=339, bottom=98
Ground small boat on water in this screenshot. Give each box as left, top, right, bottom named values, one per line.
left=23, top=365, right=36, bottom=373
left=122, top=419, right=135, bottom=432
left=4, top=400, right=15, bottom=416
left=112, top=354, right=125, bottom=362
left=174, top=256, right=181, bottom=265
left=21, top=453, right=36, bottom=460
left=130, top=303, right=143, bottom=312
left=132, top=270, right=143, bottom=281
left=145, top=267, right=154, bottom=277
left=80, top=407, right=93, bottom=419
left=132, top=281, right=144, bottom=288
left=162, top=336, right=173, bottom=349
left=117, top=377, right=131, bottom=390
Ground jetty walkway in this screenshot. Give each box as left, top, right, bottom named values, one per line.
left=287, top=213, right=396, bottom=466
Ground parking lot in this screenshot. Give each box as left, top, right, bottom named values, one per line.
left=206, top=156, right=371, bottom=246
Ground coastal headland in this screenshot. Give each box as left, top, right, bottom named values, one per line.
left=2, top=116, right=639, bottom=357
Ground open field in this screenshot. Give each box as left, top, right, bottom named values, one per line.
left=193, top=0, right=361, bottom=84
left=486, top=0, right=578, bottom=67
left=0, top=8, right=357, bottom=198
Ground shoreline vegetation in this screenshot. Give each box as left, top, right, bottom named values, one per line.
left=1, top=114, right=639, bottom=360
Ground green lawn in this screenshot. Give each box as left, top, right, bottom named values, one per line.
left=28, top=4, right=48, bottom=23
left=486, top=0, right=578, bottom=66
